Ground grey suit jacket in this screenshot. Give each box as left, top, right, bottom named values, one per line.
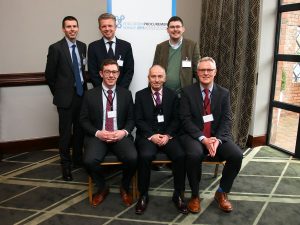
left=153, top=38, right=200, bottom=88
left=80, top=86, right=135, bottom=137
left=45, top=38, right=87, bottom=108
left=179, top=83, right=233, bottom=142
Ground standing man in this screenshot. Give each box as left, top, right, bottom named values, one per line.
left=180, top=57, right=243, bottom=213
left=80, top=59, right=137, bottom=207
left=134, top=65, right=187, bottom=215
left=88, top=13, right=134, bottom=89
left=45, top=16, right=87, bottom=181
left=153, top=16, right=200, bottom=94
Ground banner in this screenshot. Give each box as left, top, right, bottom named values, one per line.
left=107, top=0, right=176, bottom=96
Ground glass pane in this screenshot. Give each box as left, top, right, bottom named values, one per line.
left=274, top=61, right=300, bottom=106
left=278, top=10, right=300, bottom=55
left=270, top=108, right=299, bottom=153
left=281, top=0, right=300, bottom=5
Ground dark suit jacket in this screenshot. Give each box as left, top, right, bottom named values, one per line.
left=88, top=37, right=134, bottom=88
left=153, top=38, right=200, bottom=88
left=180, top=83, right=232, bottom=142
left=135, top=87, right=180, bottom=140
left=45, top=38, right=87, bottom=108
left=80, top=86, right=135, bottom=137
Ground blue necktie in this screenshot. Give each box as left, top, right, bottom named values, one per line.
left=71, top=44, right=83, bottom=96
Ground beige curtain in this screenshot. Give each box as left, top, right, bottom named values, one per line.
left=199, top=0, right=260, bottom=148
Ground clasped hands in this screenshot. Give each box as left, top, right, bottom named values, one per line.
left=150, top=134, right=170, bottom=147
left=96, top=130, right=127, bottom=143
left=202, top=137, right=220, bottom=157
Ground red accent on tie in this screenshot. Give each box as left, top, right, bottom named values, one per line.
left=105, top=89, right=114, bottom=131
left=203, top=89, right=211, bottom=138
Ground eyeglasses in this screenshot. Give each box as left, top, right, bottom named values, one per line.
left=198, top=69, right=216, bottom=73
left=103, top=70, right=119, bottom=76
left=168, top=25, right=182, bottom=29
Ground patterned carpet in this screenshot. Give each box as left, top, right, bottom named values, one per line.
left=0, top=146, right=299, bottom=225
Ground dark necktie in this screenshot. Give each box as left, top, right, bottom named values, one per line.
left=107, top=41, right=114, bottom=59
left=203, top=88, right=211, bottom=137
left=154, top=91, right=161, bottom=106
left=71, top=45, right=83, bottom=96
left=105, top=89, right=114, bottom=131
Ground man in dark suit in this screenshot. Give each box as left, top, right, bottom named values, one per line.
left=134, top=65, right=187, bottom=215
left=153, top=16, right=200, bottom=93
left=80, top=59, right=137, bottom=208
left=45, top=16, right=87, bottom=181
left=180, top=57, right=243, bottom=213
left=88, top=13, right=134, bottom=89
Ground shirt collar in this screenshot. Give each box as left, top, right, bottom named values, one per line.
left=169, top=37, right=183, bottom=49
left=200, top=83, right=214, bottom=93
left=102, top=83, right=116, bottom=92
left=151, top=88, right=163, bottom=96
left=65, top=37, right=76, bottom=48
left=104, top=36, right=116, bottom=44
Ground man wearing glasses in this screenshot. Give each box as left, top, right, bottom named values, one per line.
left=179, top=57, right=243, bottom=213
left=80, top=59, right=137, bottom=208
left=153, top=16, right=200, bottom=94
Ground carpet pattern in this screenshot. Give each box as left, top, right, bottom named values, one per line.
left=0, top=146, right=299, bottom=225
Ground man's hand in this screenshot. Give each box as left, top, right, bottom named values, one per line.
left=96, top=130, right=126, bottom=142
left=202, top=137, right=218, bottom=157
left=150, top=134, right=170, bottom=146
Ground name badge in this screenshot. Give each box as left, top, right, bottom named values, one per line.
left=157, top=114, right=164, bottom=123
left=182, top=59, right=191, bottom=68
left=117, top=55, right=124, bottom=67
left=82, top=57, right=87, bottom=66
left=203, top=114, right=214, bottom=123
left=108, top=111, right=116, bottom=118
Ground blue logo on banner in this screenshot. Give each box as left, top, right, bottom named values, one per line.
left=116, top=15, right=125, bottom=28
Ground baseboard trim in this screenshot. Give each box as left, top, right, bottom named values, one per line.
left=0, top=136, right=59, bottom=154
left=247, top=135, right=267, bottom=147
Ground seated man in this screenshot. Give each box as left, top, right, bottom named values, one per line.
left=80, top=59, right=137, bottom=207
left=179, top=57, right=243, bottom=213
left=134, top=65, right=187, bottom=215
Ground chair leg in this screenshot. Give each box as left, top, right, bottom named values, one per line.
left=213, top=164, right=219, bottom=178
left=88, top=176, right=93, bottom=205
left=132, top=172, right=139, bottom=200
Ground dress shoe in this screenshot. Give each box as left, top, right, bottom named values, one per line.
left=135, top=195, right=149, bottom=215
left=62, top=167, right=73, bottom=181
left=214, top=191, right=233, bottom=212
left=92, top=187, right=109, bottom=207
left=120, top=187, right=133, bottom=206
left=188, top=196, right=201, bottom=213
left=172, top=195, right=188, bottom=214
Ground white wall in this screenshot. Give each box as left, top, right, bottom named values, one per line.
left=249, top=0, right=277, bottom=137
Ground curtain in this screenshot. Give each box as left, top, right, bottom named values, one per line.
left=199, top=0, right=261, bottom=148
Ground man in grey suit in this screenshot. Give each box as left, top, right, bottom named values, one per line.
left=45, top=16, right=87, bottom=181
left=180, top=57, right=243, bottom=213
left=153, top=16, right=200, bottom=94
left=80, top=59, right=137, bottom=208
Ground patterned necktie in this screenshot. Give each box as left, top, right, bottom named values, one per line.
left=105, top=89, right=114, bottom=131
left=107, top=41, right=114, bottom=59
left=154, top=91, right=161, bottom=106
left=71, top=45, right=83, bottom=96
left=203, top=88, right=211, bottom=137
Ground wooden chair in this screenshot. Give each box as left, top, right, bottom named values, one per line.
left=87, top=152, right=226, bottom=204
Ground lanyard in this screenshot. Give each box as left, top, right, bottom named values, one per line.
left=103, top=89, right=116, bottom=110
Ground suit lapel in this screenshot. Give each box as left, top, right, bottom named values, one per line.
left=211, top=84, right=219, bottom=114
left=193, top=84, right=204, bottom=115
left=61, top=38, right=73, bottom=71
left=114, top=38, right=119, bottom=60
left=97, top=87, right=104, bottom=121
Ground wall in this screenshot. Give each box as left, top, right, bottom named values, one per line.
left=0, top=0, right=201, bottom=142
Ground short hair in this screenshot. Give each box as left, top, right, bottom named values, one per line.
left=98, top=13, right=116, bottom=25
left=197, top=57, right=217, bottom=69
left=100, top=59, right=119, bottom=71
left=167, top=16, right=184, bottom=27
left=148, top=65, right=166, bottom=76
left=62, top=16, right=78, bottom=28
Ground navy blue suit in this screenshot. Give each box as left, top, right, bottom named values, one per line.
left=88, top=38, right=134, bottom=88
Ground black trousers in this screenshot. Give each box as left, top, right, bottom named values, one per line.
left=135, top=138, right=186, bottom=197
left=57, top=94, right=84, bottom=168
left=83, top=136, right=137, bottom=192
left=180, top=135, right=243, bottom=196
